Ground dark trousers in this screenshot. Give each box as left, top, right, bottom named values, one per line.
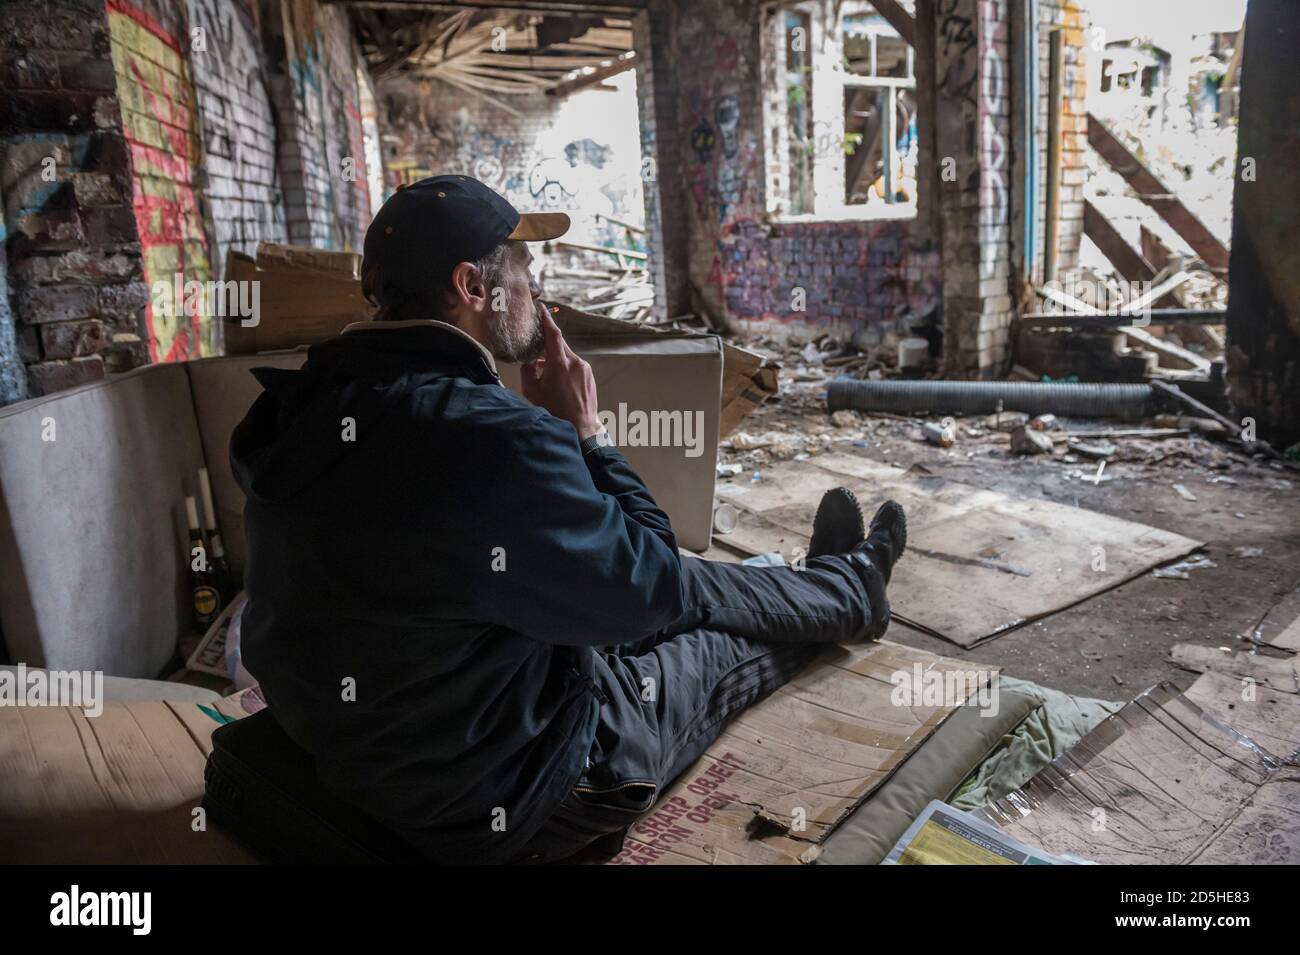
left=514, top=550, right=888, bottom=863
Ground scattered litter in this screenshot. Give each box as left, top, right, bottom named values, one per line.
left=726, top=432, right=771, bottom=451
left=986, top=412, right=1029, bottom=432
left=1010, top=425, right=1054, bottom=455
left=1029, top=414, right=1060, bottom=432
left=829, top=409, right=858, bottom=428
left=1111, top=674, right=1125, bottom=686
left=1153, top=554, right=1217, bottom=580
left=1069, top=440, right=1115, bottom=459
left=1234, top=546, right=1264, bottom=558
left=716, top=463, right=742, bottom=477
left=741, top=551, right=786, bottom=568
left=1172, top=483, right=1197, bottom=502
left=922, top=420, right=956, bottom=448
left=713, top=503, right=739, bottom=534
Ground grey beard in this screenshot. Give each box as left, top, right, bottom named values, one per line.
left=488, top=311, right=545, bottom=364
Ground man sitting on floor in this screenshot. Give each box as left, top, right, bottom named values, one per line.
left=230, top=175, right=907, bottom=864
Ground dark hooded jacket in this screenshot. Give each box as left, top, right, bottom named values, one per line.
left=230, top=320, right=684, bottom=863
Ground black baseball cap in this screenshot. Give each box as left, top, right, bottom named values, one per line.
left=362, top=174, right=569, bottom=292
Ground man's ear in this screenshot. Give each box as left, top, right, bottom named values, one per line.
left=449, top=261, right=488, bottom=310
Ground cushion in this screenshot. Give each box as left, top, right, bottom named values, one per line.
left=815, top=681, right=1041, bottom=865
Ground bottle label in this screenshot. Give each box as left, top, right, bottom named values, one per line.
left=194, top=586, right=220, bottom=620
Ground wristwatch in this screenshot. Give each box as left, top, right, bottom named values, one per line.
left=581, top=428, right=615, bottom=455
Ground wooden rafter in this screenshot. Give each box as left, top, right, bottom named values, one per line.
left=1087, top=112, right=1230, bottom=273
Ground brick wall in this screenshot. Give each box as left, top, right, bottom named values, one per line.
left=375, top=72, right=648, bottom=250
left=1, top=0, right=148, bottom=394
left=107, top=0, right=219, bottom=361
left=975, top=0, right=1013, bottom=374
left=0, top=0, right=379, bottom=400
left=267, top=0, right=373, bottom=252
left=1035, top=0, right=1086, bottom=278
left=187, top=0, right=288, bottom=275
left=651, top=0, right=943, bottom=339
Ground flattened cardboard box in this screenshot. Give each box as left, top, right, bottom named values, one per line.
left=1, top=644, right=989, bottom=864
left=222, top=244, right=775, bottom=439
left=497, top=308, right=721, bottom=552
left=976, top=680, right=1300, bottom=864
left=0, top=690, right=264, bottom=863
left=604, top=640, right=999, bottom=865
left=206, top=292, right=745, bottom=553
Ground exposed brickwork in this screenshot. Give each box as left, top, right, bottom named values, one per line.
left=1, top=0, right=379, bottom=400
left=1035, top=0, right=1087, bottom=277
left=375, top=73, right=647, bottom=249
left=976, top=0, right=1013, bottom=375
left=654, top=0, right=942, bottom=338
left=0, top=0, right=145, bottom=395
left=107, top=0, right=217, bottom=361
left=267, top=0, right=373, bottom=252
left=187, top=0, right=288, bottom=273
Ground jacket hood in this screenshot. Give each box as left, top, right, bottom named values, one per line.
left=230, top=321, right=501, bottom=503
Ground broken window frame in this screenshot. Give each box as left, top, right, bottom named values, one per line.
left=762, top=0, right=918, bottom=223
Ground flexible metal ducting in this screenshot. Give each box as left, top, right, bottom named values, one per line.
left=826, top=379, right=1154, bottom=419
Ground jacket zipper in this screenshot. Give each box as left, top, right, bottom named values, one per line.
left=571, top=666, right=609, bottom=705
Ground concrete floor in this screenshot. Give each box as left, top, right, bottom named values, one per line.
left=725, top=397, right=1300, bottom=702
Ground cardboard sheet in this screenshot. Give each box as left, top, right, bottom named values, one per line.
left=1242, top=586, right=1300, bottom=651
left=606, top=640, right=999, bottom=865
left=714, top=453, right=1203, bottom=647
left=1170, top=643, right=1299, bottom=695
left=0, top=691, right=263, bottom=863
left=976, top=681, right=1300, bottom=865
left=497, top=317, right=723, bottom=552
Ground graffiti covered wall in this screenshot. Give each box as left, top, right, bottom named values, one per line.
left=377, top=70, right=648, bottom=253
left=269, top=0, right=375, bottom=252
left=107, top=0, right=215, bottom=361
left=187, top=0, right=289, bottom=276
left=659, top=0, right=942, bottom=337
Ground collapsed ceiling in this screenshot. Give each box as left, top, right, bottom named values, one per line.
left=348, top=6, right=635, bottom=99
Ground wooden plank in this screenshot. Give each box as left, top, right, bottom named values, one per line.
left=865, top=0, right=915, bottom=46
left=1121, top=324, right=1211, bottom=373
left=1087, top=113, right=1230, bottom=271
left=1084, top=198, right=1155, bottom=280
left=1021, top=309, right=1227, bottom=328
left=547, top=53, right=636, bottom=97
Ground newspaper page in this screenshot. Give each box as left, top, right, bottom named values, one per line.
left=884, top=800, right=1085, bottom=865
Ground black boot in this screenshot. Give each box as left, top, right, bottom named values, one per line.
left=808, top=487, right=865, bottom=558
left=858, top=500, right=908, bottom=582
left=840, top=501, right=907, bottom=642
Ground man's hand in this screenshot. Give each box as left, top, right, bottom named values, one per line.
left=521, top=302, right=603, bottom=440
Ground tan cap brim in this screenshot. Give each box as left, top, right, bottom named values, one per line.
left=508, top=212, right=571, bottom=242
